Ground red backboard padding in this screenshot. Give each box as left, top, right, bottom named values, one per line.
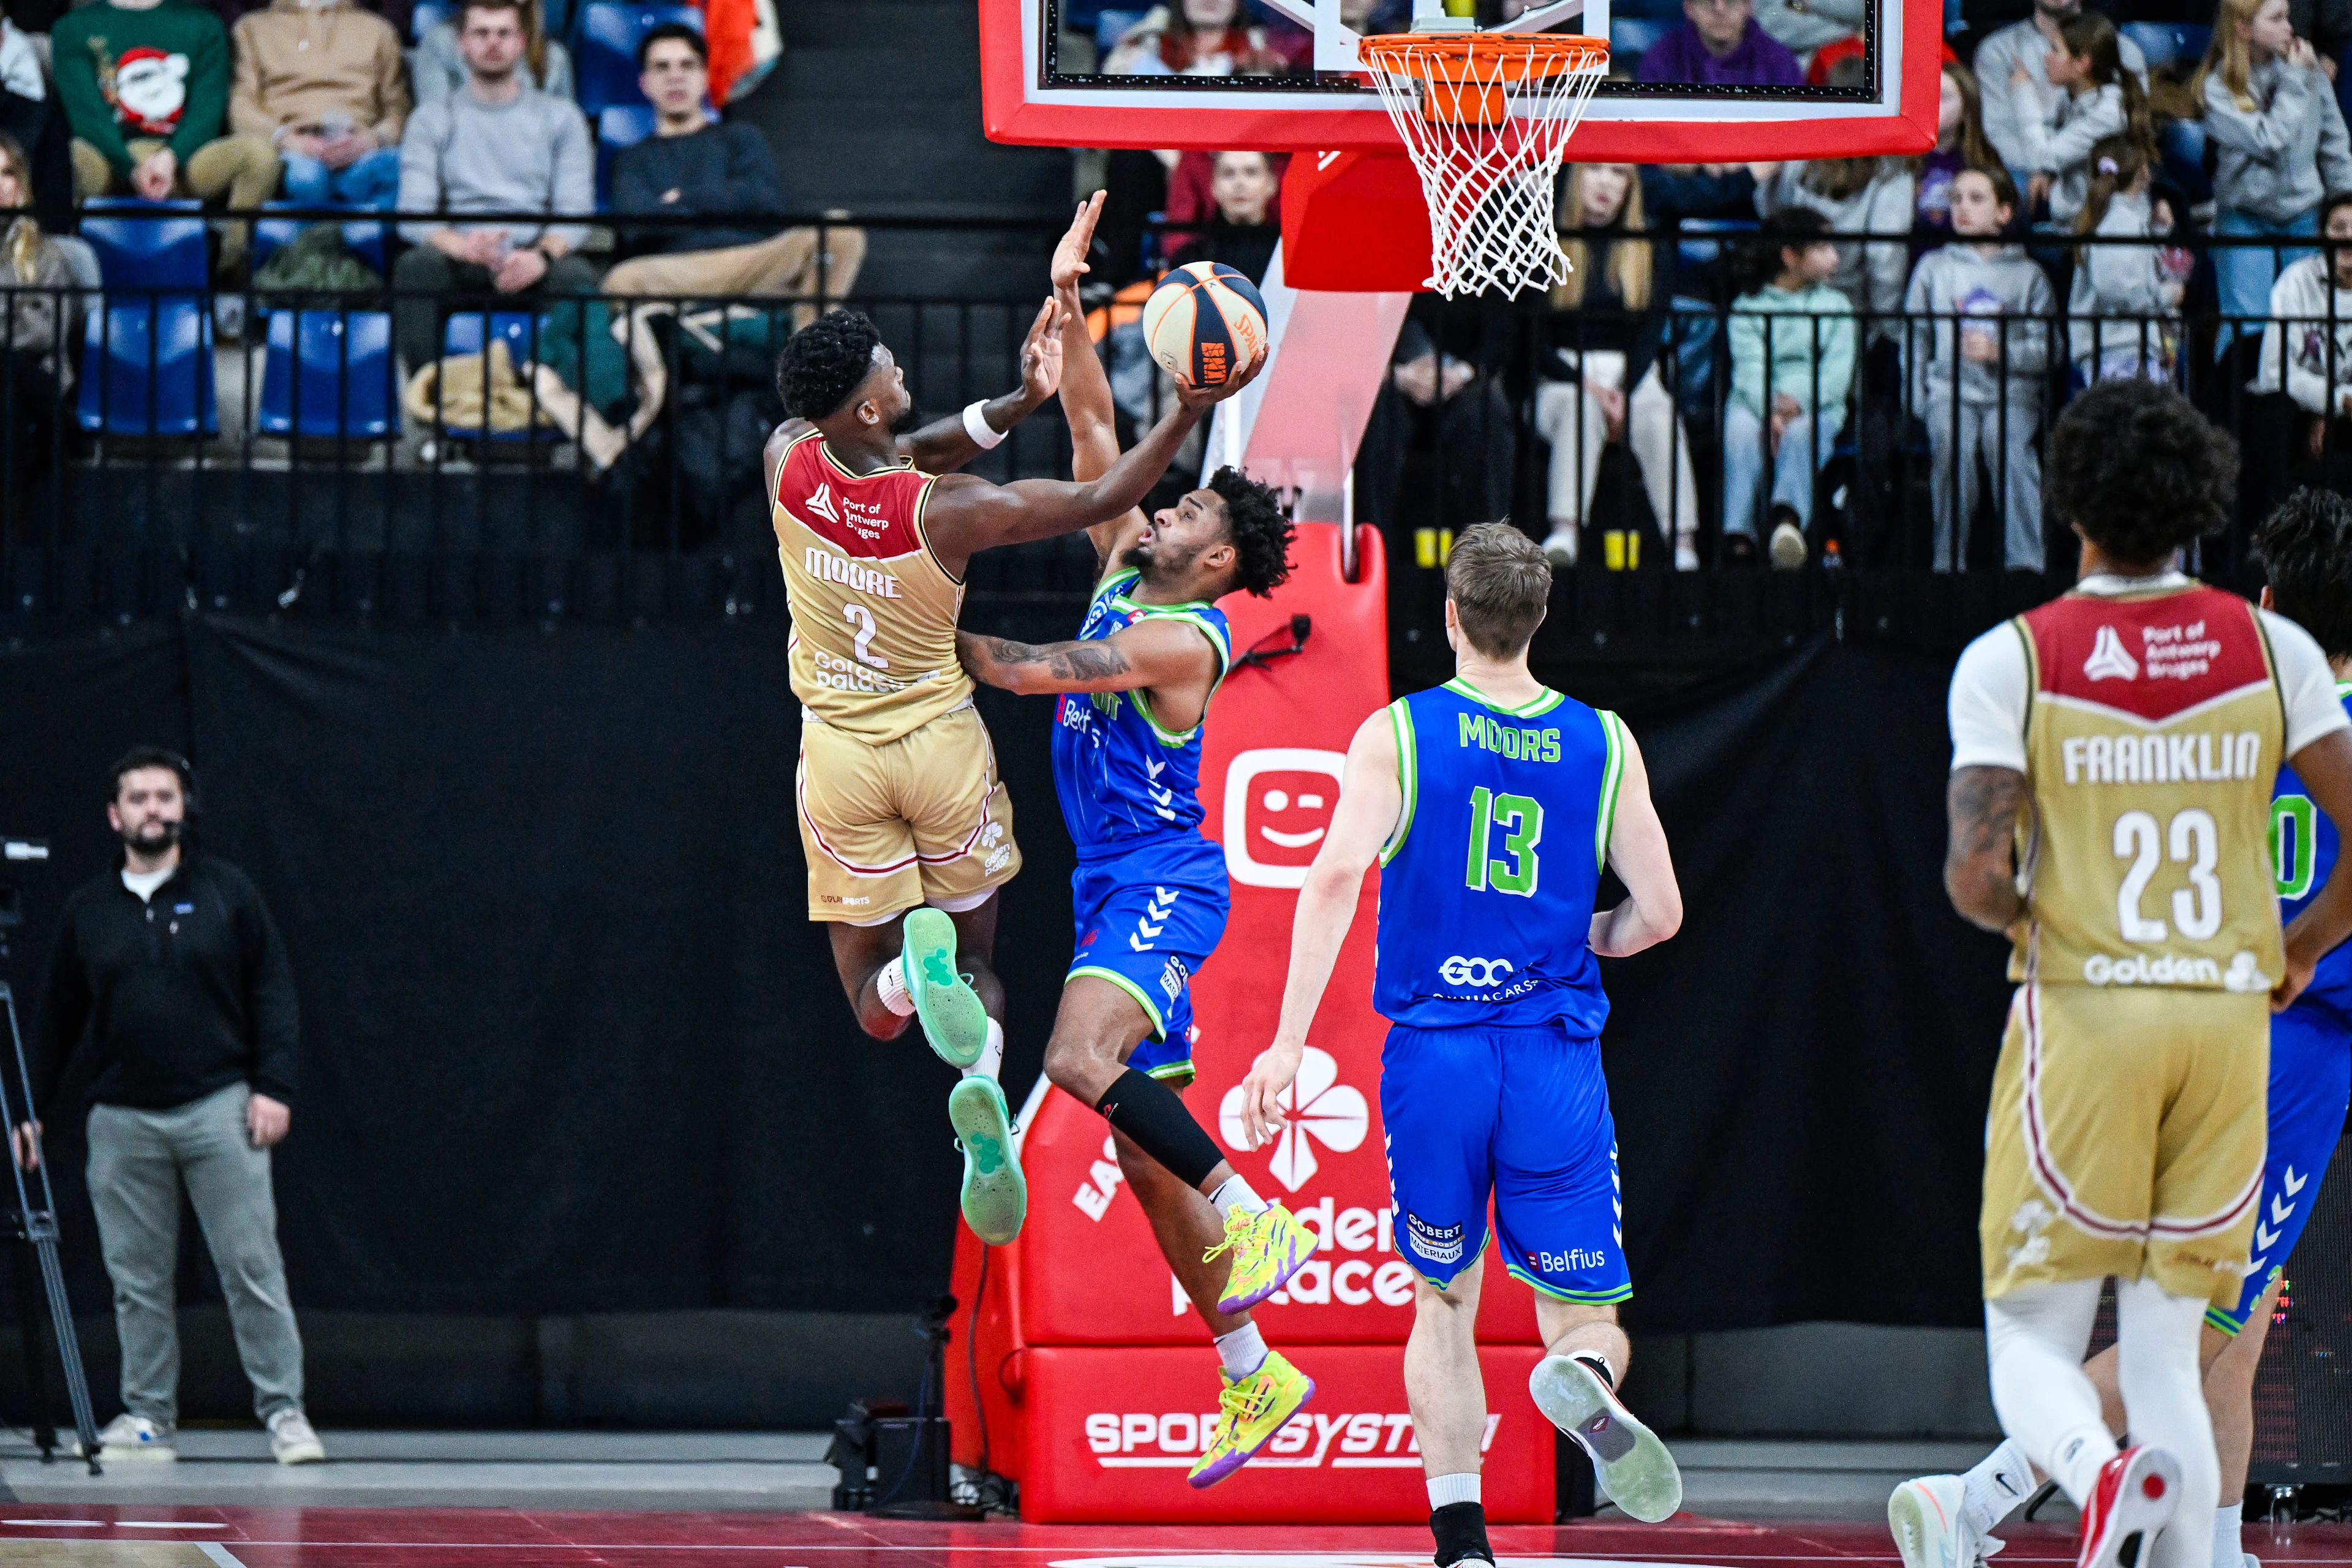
left=944, top=524, right=1557, bottom=1520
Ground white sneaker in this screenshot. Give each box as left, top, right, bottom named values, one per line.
left=1540, top=527, right=1579, bottom=568
left=78, top=1412, right=176, bottom=1462
left=1768, top=519, right=1808, bottom=569
left=1890, top=1475, right=2005, bottom=1568
left=1675, top=535, right=1700, bottom=572
left=267, top=1408, right=325, bottom=1465
left=1529, top=1353, right=1681, bottom=1522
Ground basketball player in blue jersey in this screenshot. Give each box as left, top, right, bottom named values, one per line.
left=953, top=194, right=1319, bottom=1487
left=1239, top=522, right=1686, bottom=1563
left=1891, top=489, right=2352, bottom=1568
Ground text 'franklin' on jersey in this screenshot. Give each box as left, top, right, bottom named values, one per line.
left=2013, top=584, right=2287, bottom=993
left=1373, top=678, right=1628, bottom=1035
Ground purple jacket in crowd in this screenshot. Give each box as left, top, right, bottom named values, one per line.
left=1634, top=18, right=1805, bottom=86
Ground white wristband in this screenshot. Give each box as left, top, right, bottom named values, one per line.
left=963, top=400, right=1006, bottom=450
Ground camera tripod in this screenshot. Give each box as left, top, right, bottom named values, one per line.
left=0, top=982, right=102, bottom=1473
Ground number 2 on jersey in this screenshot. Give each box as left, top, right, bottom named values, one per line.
left=2113, top=807, right=2221, bottom=942
left=1465, top=786, right=1544, bottom=896
left=842, top=603, right=889, bottom=670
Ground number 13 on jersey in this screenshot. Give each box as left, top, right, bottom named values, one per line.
left=1466, top=786, right=1544, bottom=896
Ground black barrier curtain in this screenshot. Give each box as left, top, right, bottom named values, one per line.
left=0, top=618, right=2009, bottom=1328
left=1597, top=635, right=2014, bottom=1330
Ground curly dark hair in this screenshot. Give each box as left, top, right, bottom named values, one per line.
left=2043, top=380, right=2237, bottom=569
left=776, top=309, right=884, bottom=421
left=2258, top=488, right=2352, bottom=659
left=1206, top=467, right=1294, bottom=598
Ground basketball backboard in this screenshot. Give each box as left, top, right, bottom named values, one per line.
left=978, top=0, right=1942, bottom=164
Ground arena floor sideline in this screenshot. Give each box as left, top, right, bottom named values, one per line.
left=0, top=1511, right=2345, bottom=1568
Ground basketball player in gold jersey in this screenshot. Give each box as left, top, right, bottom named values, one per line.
left=764, top=278, right=1254, bottom=1249
left=1938, top=381, right=2352, bottom=1568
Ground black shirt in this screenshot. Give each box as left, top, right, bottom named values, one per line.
left=36, top=854, right=300, bottom=1112
left=608, top=122, right=788, bottom=257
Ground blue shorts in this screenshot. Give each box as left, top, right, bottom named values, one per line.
left=1066, top=836, right=1229, bottom=1084
left=1379, top=1021, right=1630, bottom=1305
left=2210, top=1002, right=2352, bottom=1333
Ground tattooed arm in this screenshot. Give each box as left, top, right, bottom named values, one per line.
left=957, top=617, right=1219, bottom=706
left=1945, top=764, right=2029, bottom=934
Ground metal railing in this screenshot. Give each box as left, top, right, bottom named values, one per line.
left=1, top=215, right=2343, bottom=641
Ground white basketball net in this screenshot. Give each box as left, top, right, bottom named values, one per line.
left=1359, top=35, right=1610, bottom=298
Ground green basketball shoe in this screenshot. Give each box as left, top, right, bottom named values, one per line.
left=901, top=908, right=990, bottom=1070
left=948, top=1076, right=1027, bottom=1245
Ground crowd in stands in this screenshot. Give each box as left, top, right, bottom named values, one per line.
left=2, top=0, right=2352, bottom=571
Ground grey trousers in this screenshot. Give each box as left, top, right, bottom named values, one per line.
left=1928, top=398, right=2045, bottom=573
left=86, top=1083, right=304, bottom=1427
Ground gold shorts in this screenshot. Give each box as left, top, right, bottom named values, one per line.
left=797, top=704, right=1021, bottom=924
left=1981, top=983, right=2267, bottom=1305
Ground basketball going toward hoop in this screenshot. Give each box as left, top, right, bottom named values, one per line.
left=1142, top=262, right=1268, bottom=388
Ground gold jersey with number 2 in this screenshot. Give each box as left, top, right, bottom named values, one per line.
left=772, top=429, right=974, bottom=744
left=770, top=428, right=1020, bottom=924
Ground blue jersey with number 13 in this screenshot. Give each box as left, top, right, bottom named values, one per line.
left=1371, top=679, right=1626, bottom=1036
left=2277, top=682, right=2352, bottom=1031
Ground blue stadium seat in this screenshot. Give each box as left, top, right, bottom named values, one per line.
left=259, top=310, right=394, bottom=439
left=2121, top=21, right=2210, bottom=69
left=575, top=1, right=701, bottom=113
left=597, top=104, right=657, bottom=202
left=435, top=310, right=558, bottom=439
left=78, top=298, right=216, bottom=435
left=80, top=198, right=208, bottom=290
left=1095, top=7, right=1146, bottom=54
left=251, top=202, right=389, bottom=277
left=412, top=0, right=452, bottom=39
left=1608, top=16, right=1671, bottom=60
left=1675, top=216, right=1757, bottom=271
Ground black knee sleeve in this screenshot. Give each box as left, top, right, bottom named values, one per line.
left=1095, top=1067, right=1223, bottom=1191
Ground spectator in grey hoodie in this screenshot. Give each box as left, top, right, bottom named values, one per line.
left=2005, top=10, right=2149, bottom=223
left=2256, top=188, right=2352, bottom=459
left=1901, top=166, right=2057, bottom=572
left=2068, top=135, right=2190, bottom=381
left=2201, top=0, right=2352, bottom=331
left=1974, top=0, right=2146, bottom=190
left=392, top=0, right=597, bottom=372
left=412, top=0, right=574, bottom=108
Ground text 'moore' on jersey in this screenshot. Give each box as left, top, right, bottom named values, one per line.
left=769, top=431, right=975, bottom=745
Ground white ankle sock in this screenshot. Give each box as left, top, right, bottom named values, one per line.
left=2214, top=1502, right=2243, bottom=1568
left=962, top=1018, right=1004, bottom=1082
left=1962, top=1438, right=2038, bottom=1532
left=1208, top=1174, right=1265, bottom=1221
left=1427, top=1472, right=1480, bottom=1510
left=1214, top=1322, right=1268, bottom=1380
left=876, top=957, right=916, bottom=1018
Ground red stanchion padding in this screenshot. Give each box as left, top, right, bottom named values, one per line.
left=1012, top=1343, right=1555, bottom=1524
left=946, top=525, right=1545, bottom=1515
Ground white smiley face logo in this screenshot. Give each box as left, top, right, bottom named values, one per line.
left=1223, top=748, right=1345, bottom=889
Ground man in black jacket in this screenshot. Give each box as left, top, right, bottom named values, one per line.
left=600, top=24, right=864, bottom=314
left=19, top=748, right=324, bottom=1468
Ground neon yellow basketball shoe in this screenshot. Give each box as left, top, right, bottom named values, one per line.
left=1189, top=1351, right=1314, bottom=1488
left=1204, top=1203, right=1317, bottom=1314
left=902, top=908, right=989, bottom=1070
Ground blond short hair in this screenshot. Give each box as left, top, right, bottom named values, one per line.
left=1445, top=524, right=1553, bottom=658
